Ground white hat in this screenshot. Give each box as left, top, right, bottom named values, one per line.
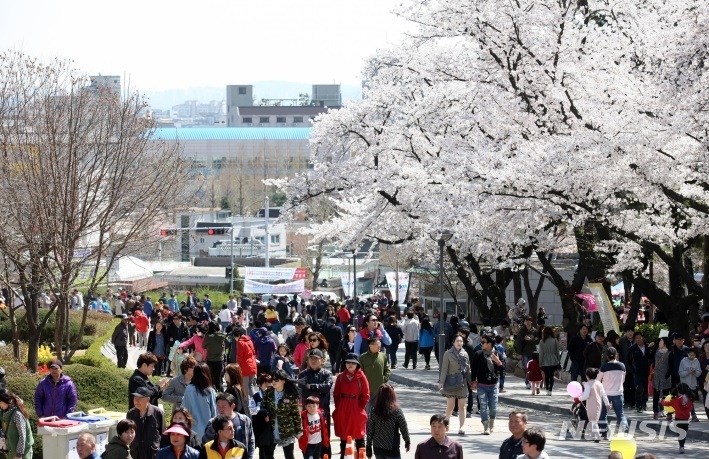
left=517, top=298, right=526, bottom=306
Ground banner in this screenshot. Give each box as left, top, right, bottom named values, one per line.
left=341, top=273, right=354, bottom=298
left=587, top=283, right=620, bottom=335
left=340, top=272, right=366, bottom=298
left=242, top=267, right=308, bottom=281
left=243, top=279, right=305, bottom=294
left=575, top=293, right=598, bottom=312
left=385, top=272, right=410, bottom=303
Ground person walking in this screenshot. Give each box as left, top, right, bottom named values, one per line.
left=162, top=356, right=197, bottom=410
left=413, top=414, right=463, bottom=459
left=224, top=363, right=251, bottom=418
left=323, top=317, right=344, bottom=370
left=515, top=316, right=539, bottom=389
left=499, top=411, right=528, bottom=459
left=358, top=337, right=391, bottom=413
left=127, top=387, right=166, bottom=459
left=651, top=337, right=672, bottom=419
left=180, top=363, right=217, bottom=441
left=598, top=347, right=629, bottom=437
left=354, top=314, right=392, bottom=356
left=111, top=314, right=131, bottom=369
left=401, top=311, right=420, bottom=370
left=538, top=327, right=561, bottom=396
left=336, top=326, right=358, bottom=373
left=333, top=353, right=370, bottom=459
left=438, top=333, right=472, bottom=435
left=254, top=327, right=278, bottom=375
left=0, top=389, right=34, bottom=459
left=147, top=321, right=170, bottom=376
left=470, top=333, right=503, bottom=435
left=202, top=321, right=227, bottom=392
left=568, top=325, right=593, bottom=383
left=156, top=422, right=200, bottom=459
left=384, top=316, right=404, bottom=369
left=418, top=317, right=435, bottom=370
left=365, top=384, right=410, bottom=459
left=102, top=419, right=136, bottom=459
left=297, top=348, right=334, bottom=448
left=576, top=368, right=610, bottom=441
left=226, top=326, right=258, bottom=397
left=629, top=331, right=654, bottom=412
left=260, top=370, right=303, bottom=459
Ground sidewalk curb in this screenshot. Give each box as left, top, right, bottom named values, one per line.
left=391, top=372, right=708, bottom=442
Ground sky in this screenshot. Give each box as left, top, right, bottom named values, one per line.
left=0, top=0, right=411, bottom=93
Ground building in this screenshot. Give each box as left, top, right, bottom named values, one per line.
left=171, top=208, right=289, bottom=262
left=88, top=75, right=121, bottom=98
left=226, top=84, right=341, bottom=127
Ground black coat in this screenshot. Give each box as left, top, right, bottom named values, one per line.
left=568, top=333, right=593, bottom=363
left=629, top=343, right=653, bottom=378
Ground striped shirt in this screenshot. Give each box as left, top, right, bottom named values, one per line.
left=366, top=408, right=410, bottom=456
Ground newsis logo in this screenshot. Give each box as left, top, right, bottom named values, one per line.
left=557, top=420, right=688, bottom=441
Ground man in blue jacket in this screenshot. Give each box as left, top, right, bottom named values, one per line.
left=34, top=359, right=78, bottom=418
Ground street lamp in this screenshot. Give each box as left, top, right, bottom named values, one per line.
left=430, top=229, right=454, bottom=375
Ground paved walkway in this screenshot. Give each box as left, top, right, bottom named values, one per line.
left=388, top=345, right=709, bottom=441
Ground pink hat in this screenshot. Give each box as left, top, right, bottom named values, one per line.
left=163, top=424, right=190, bottom=437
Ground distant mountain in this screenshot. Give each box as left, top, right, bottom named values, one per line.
left=144, top=80, right=363, bottom=112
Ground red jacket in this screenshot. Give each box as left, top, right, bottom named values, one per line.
left=333, top=368, right=370, bottom=439
left=133, top=311, right=150, bottom=333
left=661, top=394, right=693, bottom=420
left=237, top=336, right=258, bottom=376
left=298, top=408, right=330, bottom=452
left=337, top=307, right=351, bottom=324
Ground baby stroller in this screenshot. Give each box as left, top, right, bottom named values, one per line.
left=570, top=400, right=589, bottom=435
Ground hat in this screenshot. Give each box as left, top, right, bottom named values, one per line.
left=120, top=314, right=129, bottom=319
left=163, top=424, right=190, bottom=437
left=131, top=386, right=152, bottom=398
left=186, top=290, right=191, bottom=295
left=308, top=349, right=324, bottom=359
left=517, top=298, right=526, bottom=305
left=49, top=359, right=63, bottom=368
left=344, top=353, right=360, bottom=365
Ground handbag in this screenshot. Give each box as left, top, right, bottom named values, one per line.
left=443, top=372, right=465, bottom=391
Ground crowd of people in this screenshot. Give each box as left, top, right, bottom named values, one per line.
left=7, top=288, right=705, bottom=459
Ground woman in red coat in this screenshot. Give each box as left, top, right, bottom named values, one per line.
left=333, top=353, right=369, bottom=459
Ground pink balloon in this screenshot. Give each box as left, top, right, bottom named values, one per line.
left=567, top=381, right=583, bottom=398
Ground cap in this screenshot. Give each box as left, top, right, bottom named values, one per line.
left=131, top=386, right=153, bottom=398
left=49, top=359, right=63, bottom=368
left=517, top=298, right=526, bottom=305
left=308, top=349, right=324, bottom=359
left=120, top=314, right=129, bottom=319
left=163, top=424, right=190, bottom=437
left=344, top=353, right=360, bottom=365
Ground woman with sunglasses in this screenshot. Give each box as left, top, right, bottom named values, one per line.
left=293, top=327, right=314, bottom=368
left=299, top=332, right=329, bottom=371
left=337, top=326, right=358, bottom=373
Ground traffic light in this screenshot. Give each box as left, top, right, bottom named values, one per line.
left=225, top=266, right=233, bottom=278
left=160, top=229, right=176, bottom=237
left=207, top=228, right=226, bottom=235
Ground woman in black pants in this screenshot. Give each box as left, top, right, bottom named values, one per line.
left=538, top=327, right=560, bottom=396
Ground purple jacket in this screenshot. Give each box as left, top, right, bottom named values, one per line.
left=254, top=335, right=277, bottom=366
left=34, top=374, right=78, bottom=418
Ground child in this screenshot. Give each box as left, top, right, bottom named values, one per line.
left=271, top=344, right=298, bottom=378
left=494, top=335, right=507, bottom=393
left=526, top=352, right=543, bottom=395
left=298, top=396, right=330, bottom=459
left=250, top=373, right=273, bottom=414
left=678, top=348, right=702, bottom=422
left=576, top=368, right=609, bottom=441
left=662, top=383, right=693, bottom=454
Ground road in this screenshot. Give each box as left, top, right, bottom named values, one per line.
left=265, top=382, right=707, bottom=459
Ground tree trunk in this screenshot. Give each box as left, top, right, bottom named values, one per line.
left=513, top=272, right=522, bottom=306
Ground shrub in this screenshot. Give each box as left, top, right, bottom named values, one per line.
left=64, top=364, right=130, bottom=412
left=0, top=310, right=110, bottom=350
left=635, top=322, right=667, bottom=343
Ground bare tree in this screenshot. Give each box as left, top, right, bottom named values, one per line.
left=0, top=51, right=186, bottom=370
